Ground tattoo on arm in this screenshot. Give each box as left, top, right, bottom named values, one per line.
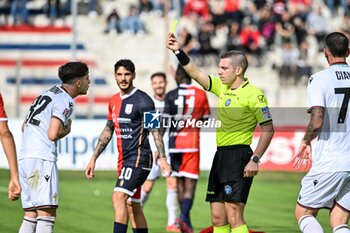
left=93, top=120, right=114, bottom=160
left=303, top=108, right=324, bottom=144
left=151, top=129, right=165, bottom=158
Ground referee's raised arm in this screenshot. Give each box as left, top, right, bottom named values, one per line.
left=166, top=32, right=209, bottom=90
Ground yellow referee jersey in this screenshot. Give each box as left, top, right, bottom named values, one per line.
left=207, top=75, right=273, bottom=147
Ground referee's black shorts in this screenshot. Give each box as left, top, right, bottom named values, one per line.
left=205, top=145, right=254, bottom=204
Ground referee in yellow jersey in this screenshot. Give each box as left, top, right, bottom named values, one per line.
left=166, top=32, right=274, bottom=233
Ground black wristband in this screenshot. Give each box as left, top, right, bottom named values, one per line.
left=174, top=49, right=190, bottom=66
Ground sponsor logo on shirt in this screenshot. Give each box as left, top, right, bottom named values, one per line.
left=258, top=95, right=266, bottom=103
left=116, top=134, right=132, bottom=139
left=116, top=118, right=132, bottom=123
left=225, top=98, right=231, bottom=106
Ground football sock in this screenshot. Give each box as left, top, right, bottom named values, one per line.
left=141, top=190, right=149, bottom=207
left=213, top=224, right=230, bottom=233
left=231, top=224, right=249, bottom=233
left=36, top=216, right=55, bottom=233
left=114, top=222, right=128, bottom=233
left=180, top=198, right=193, bottom=228
left=333, top=224, right=350, bottom=233
left=298, top=215, right=324, bottom=233
left=166, top=189, right=178, bottom=225
left=19, top=217, right=37, bottom=233
left=132, top=228, right=148, bottom=233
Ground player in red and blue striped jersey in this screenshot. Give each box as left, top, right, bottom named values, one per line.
left=164, top=65, right=210, bottom=233
left=85, top=59, right=172, bottom=233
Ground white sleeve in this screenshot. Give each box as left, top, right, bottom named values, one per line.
left=307, top=75, right=325, bottom=109
left=52, top=98, right=73, bottom=126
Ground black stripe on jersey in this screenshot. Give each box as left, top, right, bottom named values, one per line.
left=207, top=75, right=212, bottom=91
left=242, top=82, right=249, bottom=88
left=259, top=119, right=273, bottom=126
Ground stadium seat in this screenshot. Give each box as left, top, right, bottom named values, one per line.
left=0, top=43, right=85, bottom=50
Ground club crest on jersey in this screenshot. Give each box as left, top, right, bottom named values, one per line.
left=125, top=104, right=133, bottom=114
left=224, top=185, right=232, bottom=195
left=225, top=98, right=231, bottom=106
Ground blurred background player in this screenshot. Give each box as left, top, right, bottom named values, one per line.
left=0, top=93, right=21, bottom=201
left=85, top=59, right=172, bottom=233
left=18, top=61, right=90, bottom=233
left=164, top=65, right=210, bottom=233
left=141, top=72, right=180, bottom=232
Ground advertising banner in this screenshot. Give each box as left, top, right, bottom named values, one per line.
left=0, top=120, right=306, bottom=171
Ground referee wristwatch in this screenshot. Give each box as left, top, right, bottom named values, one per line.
left=251, top=155, right=261, bottom=164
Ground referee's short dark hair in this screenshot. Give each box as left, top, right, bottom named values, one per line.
left=150, top=72, right=166, bottom=81
left=58, top=61, right=89, bottom=84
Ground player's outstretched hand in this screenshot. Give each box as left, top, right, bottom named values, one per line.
left=8, top=178, right=21, bottom=201
left=292, top=140, right=312, bottom=170
left=85, top=159, right=96, bottom=179
left=159, top=157, right=172, bottom=177
left=166, top=33, right=180, bottom=52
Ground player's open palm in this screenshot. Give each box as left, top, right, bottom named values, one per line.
left=293, top=141, right=312, bottom=170
left=85, top=160, right=96, bottom=179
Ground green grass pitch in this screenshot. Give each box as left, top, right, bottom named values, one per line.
left=0, top=169, right=332, bottom=232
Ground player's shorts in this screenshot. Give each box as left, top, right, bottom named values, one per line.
left=170, top=151, right=199, bottom=179
left=205, top=145, right=253, bottom=204
left=297, top=171, right=350, bottom=210
left=114, top=166, right=150, bottom=202
left=18, top=158, right=59, bottom=210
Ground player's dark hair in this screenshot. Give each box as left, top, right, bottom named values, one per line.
left=325, top=32, right=349, bottom=57
left=150, top=72, right=166, bottom=81
left=175, top=65, right=191, bottom=84
left=114, top=59, right=135, bottom=74
left=220, top=50, right=248, bottom=73
left=58, top=62, right=89, bottom=84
